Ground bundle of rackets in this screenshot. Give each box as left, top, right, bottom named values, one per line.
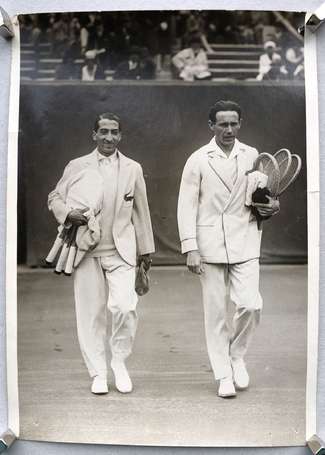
left=45, top=167, right=104, bottom=276
left=249, top=148, right=302, bottom=204
left=45, top=225, right=79, bottom=275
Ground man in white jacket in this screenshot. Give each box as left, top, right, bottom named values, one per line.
left=256, top=41, right=284, bottom=81
left=48, top=112, right=155, bottom=395
left=177, top=100, right=279, bottom=398
left=172, top=36, right=211, bottom=82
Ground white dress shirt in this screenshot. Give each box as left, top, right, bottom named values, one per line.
left=89, top=150, right=119, bottom=257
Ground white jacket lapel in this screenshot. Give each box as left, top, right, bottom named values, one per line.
left=207, top=152, right=233, bottom=193
left=224, top=144, right=246, bottom=211
left=83, top=149, right=100, bottom=169
left=114, top=151, right=132, bottom=216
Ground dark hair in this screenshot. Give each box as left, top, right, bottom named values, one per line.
left=208, top=100, right=242, bottom=123
left=93, top=112, right=122, bottom=132
left=189, top=35, right=201, bottom=46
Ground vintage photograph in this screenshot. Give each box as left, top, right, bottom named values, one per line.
left=16, top=9, right=308, bottom=446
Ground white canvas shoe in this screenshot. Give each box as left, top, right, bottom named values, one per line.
left=91, top=375, right=108, bottom=394
left=111, top=359, right=133, bottom=393
left=232, top=358, right=250, bottom=390
left=218, top=377, right=236, bottom=398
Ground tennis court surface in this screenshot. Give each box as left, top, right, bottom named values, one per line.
left=17, top=265, right=307, bottom=446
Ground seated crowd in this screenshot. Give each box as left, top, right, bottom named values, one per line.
left=20, top=11, right=304, bottom=81
left=256, top=40, right=304, bottom=81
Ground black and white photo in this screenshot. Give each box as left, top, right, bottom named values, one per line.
left=9, top=8, right=315, bottom=446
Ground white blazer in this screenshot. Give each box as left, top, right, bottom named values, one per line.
left=172, top=48, right=208, bottom=70
left=177, top=138, right=262, bottom=264
left=48, top=149, right=155, bottom=266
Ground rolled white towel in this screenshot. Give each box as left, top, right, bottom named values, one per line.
left=245, top=171, right=268, bottom=206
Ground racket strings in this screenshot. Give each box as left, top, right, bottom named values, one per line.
left=278, top=154, right=302, bottom=195
left=253, top=149, right=301, bottom=197
left=273, top=149, right=292, bottom=181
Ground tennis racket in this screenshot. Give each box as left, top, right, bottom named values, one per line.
left=46, top=227, right=69, bottom=264
left=54, top=225, right=78, bottom=274
left=278, top=153, right=302, bottom=195
left=272, top=148, right=292, bottom=181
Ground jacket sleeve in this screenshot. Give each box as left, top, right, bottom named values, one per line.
left=48, top=161, right=75, bottom=225
left=198, top=51, right=208, bottom=68
left=177, top=154, right=201, bottom=254
left=172, top=49, right=187, bottom=69
left=132, top=164, right=155, bottom=255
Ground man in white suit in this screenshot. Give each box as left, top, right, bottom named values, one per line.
left=172, top=36, right=211, bottom=82
left=177, top=100, right=279, bottom=398
left=48, top=112, right=155, bottom=395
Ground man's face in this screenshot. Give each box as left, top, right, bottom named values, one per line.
left=266, top=47, right=274, bottom=57
left=93, top=118, right=121, bottom=156
left=209, top=111, right=241, bottom=151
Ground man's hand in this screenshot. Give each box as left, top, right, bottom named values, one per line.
left=138, top=254, right=152, bottom=271
left=252, top=196, right=280, bottom=217
left=66, top=209, right=88, bottom=226
left=187, top=250, right=204, bottom=275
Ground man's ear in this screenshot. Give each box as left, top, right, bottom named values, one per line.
left=208, top=120, right=215, bottom=131
left=92, top=130, right=97, bottom=141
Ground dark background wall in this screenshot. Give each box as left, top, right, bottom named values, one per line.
left=18, top=81, right=307, bottom=265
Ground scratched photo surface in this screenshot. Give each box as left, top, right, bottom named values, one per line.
left=17, top=10, right=307, bottom=446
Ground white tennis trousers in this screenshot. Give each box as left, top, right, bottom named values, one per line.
left=73, top=253, right=138, bottom=378
left=199, top=259, right=263, bottom=380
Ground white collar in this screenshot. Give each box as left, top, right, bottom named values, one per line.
left=206, top=137, right=242, bottom=159
left=96, top=148, right=119, bottom=163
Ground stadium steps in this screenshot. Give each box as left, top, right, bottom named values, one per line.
left=20, top=42, right=263, bottom=80
left=208, top=51, right=261, bottom=60
left=21, top=68, right=36, bottom=79
left=38, top=58, right=62, bottom=69
left=210, top=68, right=259, bottom=79
left=208, top=59, right=259, bottom=69
left=210, top=44, right=264, bottom=51
left=38, top=69, right=56, bottom=78
left=207, top=43, right=262, bottom=79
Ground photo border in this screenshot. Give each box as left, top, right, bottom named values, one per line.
left=3, top=4, right=322, bottom=448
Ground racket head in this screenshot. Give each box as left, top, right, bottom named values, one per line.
left=253, top=152, right=281, bottom=197
left=278, top=153, right=302, bottom=195
left=272, top=148, right=292, bottom=181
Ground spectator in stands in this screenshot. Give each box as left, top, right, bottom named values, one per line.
left=113, top=48, right=155, bottom=80
left=183, top=12, right=212, bottom=52
left=236, top=11, right=255, bottom=44
left=283, top=46, right=304, bottom=80
left=20, top=15, right=33, bottom=42
left=172, top=35, right=211, bottom=81
left=69, top=16, right=81, bottom=41
left=55, top=49, right=78, bottom=80
left=89, top=23, right=111, bottom=69
left=113, top=52, right=141, bottom=80
left=80, top=50, right=105, bottom=81
left=20, top=14, right=42, bottom=46
left=256, top=41, right=285, bottom=81
left=155, top=20, right=172, bottom=72
left=139, top=47, right=156, bottom=79
left=49, top=13, right=70, bottom=57
left=104, top=17, right=137, bottom=67
left=251, top=11, right=276, bottom=44
left=80, top=13, right=97, bottom=55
